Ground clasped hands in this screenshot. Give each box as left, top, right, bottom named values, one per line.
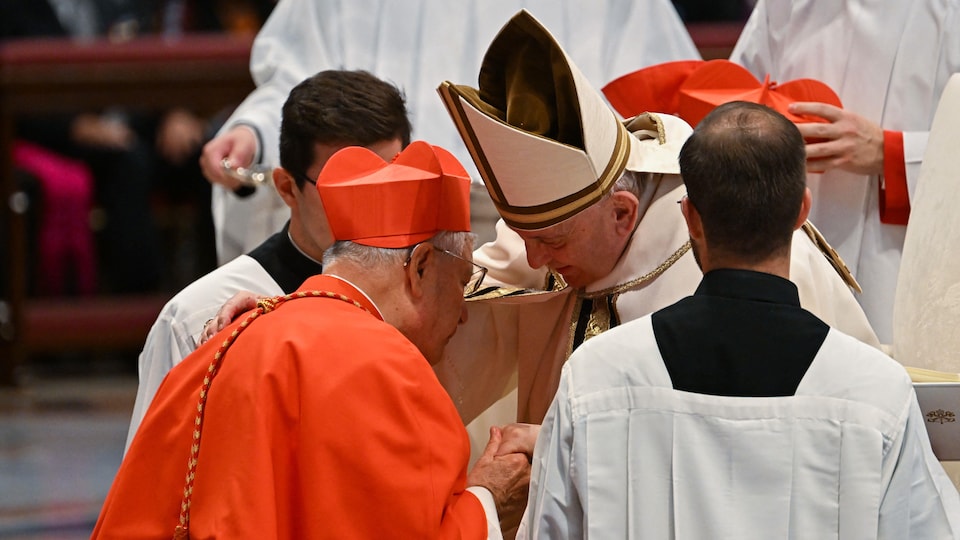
left=200, top=292, right=542, bottom=531
left=469, top=423, right=540, bottom=532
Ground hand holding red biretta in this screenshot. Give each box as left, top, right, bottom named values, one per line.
left=602, top=59, right=842, bottom=129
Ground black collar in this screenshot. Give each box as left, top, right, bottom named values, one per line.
left=246, top=222, right=323, bottom=293
left=695, top=269, right=801, bottom=307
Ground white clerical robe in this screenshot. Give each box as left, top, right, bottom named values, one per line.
left=438, top=173, right=879, bottom=460
left=212, top=0, right=701, bottom=263
left=519, top=320, right=960, bottom=539
left=729, top=0, right=960, bottom=343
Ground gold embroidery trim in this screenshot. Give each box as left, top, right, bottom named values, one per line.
left=566, top=240, right=692, bottom=351
left=582, top=241, right=691, bottom=299
left=801, top=221, right=861, bottom=293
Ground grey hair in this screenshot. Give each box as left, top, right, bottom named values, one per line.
left=322, top=231, right=476, bottom=268
left=598, top=169, right=643, bottom=203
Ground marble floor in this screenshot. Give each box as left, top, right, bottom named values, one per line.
left=0, top=358, right=136, bottom=539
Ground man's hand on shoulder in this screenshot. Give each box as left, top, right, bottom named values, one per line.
left=198, top=290, right=263, bottom=345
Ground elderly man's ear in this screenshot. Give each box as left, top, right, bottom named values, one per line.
left=609, top=190, right=639, bottom=237
left=403, top=243, right=433, bottom=298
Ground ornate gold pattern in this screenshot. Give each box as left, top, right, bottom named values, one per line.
left=649, top=113, right=667, bottom=145
left=584, top=298, right=612, bottom=342
left=926, top=409, right=957, bottom=424
left=566, top=296, right=584, bottom=361
left=582, top=241, right=691, bottom=299
left=174, top=290, right=368, bottom=539
left=567, top=241, right=692, bottom=350
left=801, top=221, right=861, bottom=293
left=547, top=271, right=567, bottom=292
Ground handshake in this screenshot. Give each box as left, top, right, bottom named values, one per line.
left=468, top=423, right=540, bottom=532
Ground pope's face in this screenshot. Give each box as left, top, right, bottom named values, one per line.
left=513, top=198, right=628, bottom=288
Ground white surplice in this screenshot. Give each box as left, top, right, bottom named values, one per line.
left=212, top=0, right=701, bottom=263
left=520, top=319, right=960, bottom=539
left=729, top=0, right=960, bottom=343
left=443, top=173, right=879, bottom=462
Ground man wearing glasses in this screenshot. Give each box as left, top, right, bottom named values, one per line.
left=125, top=69, right=410, bottom=451
left=95, top=141, right=533, bottom=539
left=407, top=243, right=489, bottom=297
left=436, top=11, right=881, bottom=438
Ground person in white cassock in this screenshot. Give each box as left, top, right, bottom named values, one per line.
left=199, top=0, right=701, bottom=265
left=435, top=11, right=879, bottom=441
left=518, top=101, right=960, bottom=540
left=729, top=0, right=960, bottom=344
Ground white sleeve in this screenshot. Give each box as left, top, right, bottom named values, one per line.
left=465, top=486, right=504, bottom=540
left=592, top=0, right=701, bottom=80
left=212, top=183, right=289, bottom=265
left=728, top=0, right=773, bottom=75
left=520, top=364, right=583, bottom=539
left=218, top=0, right=338, bottom=167
left=211, top=0, right=336, bottom=261
left=124, top=303, right=198, bottom=454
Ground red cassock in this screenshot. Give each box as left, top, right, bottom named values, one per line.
left=92, top=274, right=488, bottom=539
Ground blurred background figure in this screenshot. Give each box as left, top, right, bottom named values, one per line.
left=0, top=0, right=275, bottom=296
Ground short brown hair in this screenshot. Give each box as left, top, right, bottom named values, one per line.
left=279, top=70, right=411, bottom=188
left=679, top=101, right=806, bottom=262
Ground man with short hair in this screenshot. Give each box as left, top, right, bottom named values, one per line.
left=125, top=69, right=410, bottom=451
left=436, top=10, right=879, bottom=430
left=519, top=102, right=960, bottom=539
left=93, top=141, right=532, bottom=539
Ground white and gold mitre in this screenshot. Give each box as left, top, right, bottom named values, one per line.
left=438, top=9, right=690, bottom=231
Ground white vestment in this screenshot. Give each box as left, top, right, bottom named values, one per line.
left=125, top=255, right=282, bottom=452
left=729, top=0, right=960, bottom=343
left=520, top=320, right=960, bottom=539
left=892, top=73, right=960, bottom=488
left=441, top=174, right=879, bottom=460
left=212, top=0, right=701, bottom=263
